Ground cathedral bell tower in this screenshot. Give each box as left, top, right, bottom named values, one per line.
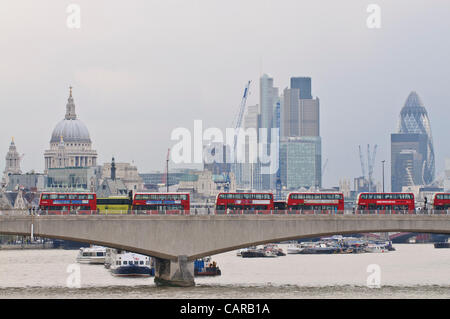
left=2, top=138, right=22, bottom=186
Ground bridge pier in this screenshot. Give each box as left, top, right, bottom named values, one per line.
left=154, top=255, right=195, bottom=287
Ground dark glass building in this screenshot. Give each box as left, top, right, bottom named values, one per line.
left=290, top=77, right=312, bottom=99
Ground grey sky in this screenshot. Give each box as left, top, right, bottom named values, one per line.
left=0, top=0, right=449, bottom=190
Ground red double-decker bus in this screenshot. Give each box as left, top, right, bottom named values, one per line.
left=357, top=193, right=415, bottom=212
left=432, top=193, right=450, bottom=210
left=39, top=192, right=97, bottom=214
left=215, top=193, right=274, bottom=213
left=286, top=192, right=344, bottom=211
left=131, top=192, right=190, bottom=214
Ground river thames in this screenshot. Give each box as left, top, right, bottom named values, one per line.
left=0, top=244, right=449, bottom=298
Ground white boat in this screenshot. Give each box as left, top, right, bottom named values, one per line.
left=287, top=243, right=304, bottom=254
left=365, top=244, right=389, bottom=253
left=76, top=245, right=107, bottom=264
left=108, top=249, right=154, bottom=277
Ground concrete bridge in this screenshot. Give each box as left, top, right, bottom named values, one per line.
left=1, top=212, right=449, bottom=286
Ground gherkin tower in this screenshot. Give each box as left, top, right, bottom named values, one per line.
left=394, top=91, right=435, bottom=187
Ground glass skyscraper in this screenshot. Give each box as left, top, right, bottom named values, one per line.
left=391, top=91, right=435, bottom=191
left=280, top=136, right=321, bottom=189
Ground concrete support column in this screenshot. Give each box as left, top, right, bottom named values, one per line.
left=154, top=255, right=195, bottom=287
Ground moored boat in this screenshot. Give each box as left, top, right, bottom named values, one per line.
left=365, top=244, right=389, bottom=253
left=194, top=256, right=221, bottom=276
left=287, top=243, right=304, bottom=254
left=76, top=245, right=106, bottom=264
left=434, top=242, right=450, bottom=249
left=264, top=244, right=286, bottom=256
left=241, top=246, right=278, bottom=258
left=109, top=250, right=154, bottom=277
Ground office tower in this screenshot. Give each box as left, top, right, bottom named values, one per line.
left=280, top=136, right=322, bottom=189
left=279, top=77, right=321, bottom=189
left=281, top=88, right=319, bottom=138
left=235, top=104, right=261, bottom=190
left=391, top=92, right=435, bottom=192
left=259, top=74, right=279, bottom=190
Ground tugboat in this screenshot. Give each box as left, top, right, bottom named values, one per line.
left=76, top=245, right=107, bottom=264
left=194, top=257, right=221, bottom=276
left=108, top=249, right=154, bottom=277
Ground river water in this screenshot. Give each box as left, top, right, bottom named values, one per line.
left=0, top=244, right=449, bottom=298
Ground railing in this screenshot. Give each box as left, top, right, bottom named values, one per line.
left=1, top=209, right=449, bottom=216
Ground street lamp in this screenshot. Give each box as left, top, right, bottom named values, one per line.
left=381, top=160, right=385, bottom=193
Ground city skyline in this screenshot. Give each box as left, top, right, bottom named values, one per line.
left=1, top=1, right=449, bottom=190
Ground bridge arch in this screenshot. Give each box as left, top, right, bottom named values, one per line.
left=1, top=214, right=449, bottom=261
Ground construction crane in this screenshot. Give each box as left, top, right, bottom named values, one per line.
left=232, top=80, right=252, bottom=156
left=358, top=144, right=377, bottom=192
left=163, top=148, right=170, bottom=192
left=224, top=80, right=252, bottom=192
left=359, top=145, right=367, bottom=182
left=322, top=158, right=329, bottom=179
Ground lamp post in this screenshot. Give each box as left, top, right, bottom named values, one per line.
left=381, top=160, right=385, bottom=193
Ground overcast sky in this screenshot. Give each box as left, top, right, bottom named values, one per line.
left=0, top=0, right=449, bottom=189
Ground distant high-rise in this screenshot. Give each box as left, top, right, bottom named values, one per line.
left=235, top=104, right=261, bottom=190
left=391, top=92, right=435, bottom=192
left=280, top=136, right=321, bottom=189
left=281, top=87, right=319, bottom=138
left=259, top=74, right=279, bottom=190
left=280, top=77, right=321, bottom=189
left=260, top=74, right=276, bottom=134
left=290, top=77, right=312, bottom=99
